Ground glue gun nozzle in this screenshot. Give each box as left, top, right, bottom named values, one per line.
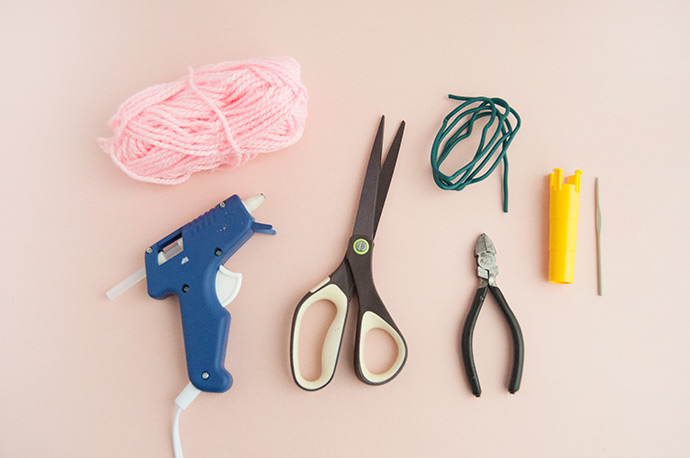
left=242, top=194, right=266, bottom=213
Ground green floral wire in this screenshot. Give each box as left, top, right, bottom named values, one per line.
left=430, top=95, right=521, bottom=212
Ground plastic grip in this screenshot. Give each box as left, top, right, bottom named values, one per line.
left=489, top=285, right=524, bottom=394
left=461, top=286, right=488, bottom=397
left=176, top=280, right=233, bottom=392
left=346, top=235, right=408, bottom=386
left=354, top=311, right=407, bottom=385
left=290, top=279, right=349, bottom=391
left=461, top=285, right=524, bottom=397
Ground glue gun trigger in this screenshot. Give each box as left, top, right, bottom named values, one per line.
left=215, top=266, right=242, bottom=308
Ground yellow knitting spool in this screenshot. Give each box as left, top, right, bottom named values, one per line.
left=549, top=168, right=582, bottom=284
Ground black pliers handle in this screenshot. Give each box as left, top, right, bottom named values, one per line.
left=461, top=283, right=524, bottom=397
left=461, top=234, right=524, bottom=397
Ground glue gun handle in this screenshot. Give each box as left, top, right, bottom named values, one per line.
left=178, top=285, right=233, bottom=393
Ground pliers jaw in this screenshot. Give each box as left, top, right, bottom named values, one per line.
left=475, top=233, right=498, bottom=287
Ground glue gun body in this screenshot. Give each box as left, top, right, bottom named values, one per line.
left=145, top=195, right=275, bottom=393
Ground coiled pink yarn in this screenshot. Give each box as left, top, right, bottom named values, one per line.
left=98, top=56, right=308, bottom=184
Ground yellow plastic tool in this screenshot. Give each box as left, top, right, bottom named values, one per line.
left=549, top=168, right=582, bottom=284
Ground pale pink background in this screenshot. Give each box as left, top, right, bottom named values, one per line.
left=2, top=1, right=689, bottom=457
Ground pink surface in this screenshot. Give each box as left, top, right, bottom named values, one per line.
left=2, top=1, right=689, bottom=457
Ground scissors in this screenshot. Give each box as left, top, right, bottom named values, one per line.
left=290, top=116, right=408, bottom=391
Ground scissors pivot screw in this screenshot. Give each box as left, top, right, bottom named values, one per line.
left=201, top=372, right=209, bottom=380
left=353, top=238, right=370, bottom=255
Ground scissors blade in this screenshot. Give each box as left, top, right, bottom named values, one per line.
left=351, top=116, right=385, bottom=238
left=373, top=120, right=405, bottom=236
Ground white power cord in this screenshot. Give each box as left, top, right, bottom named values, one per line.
left=173, top=382, right=202, bottom=458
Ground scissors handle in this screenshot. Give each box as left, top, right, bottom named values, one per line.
left=290, top=264, right=351, bottom=391
left=354, top=308, right=407, bottom=385
left=347, top=236, right=408, bottom=385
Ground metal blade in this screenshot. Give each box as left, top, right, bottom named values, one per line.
left=475, top=233, right=498, bottom=283
left=474, top=233, right=496, bottom=256
left=373, top=121, right=405, bottom=236
left=351, top=116, right=385, bottom=238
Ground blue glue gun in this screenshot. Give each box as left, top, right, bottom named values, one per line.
left=144, top=194, right=275, bottom=393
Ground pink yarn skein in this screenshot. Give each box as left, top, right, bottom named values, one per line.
left=99, top=56, right=308, bottom=184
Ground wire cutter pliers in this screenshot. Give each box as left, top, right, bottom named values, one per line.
left=461, top=233, right=524, bottom=396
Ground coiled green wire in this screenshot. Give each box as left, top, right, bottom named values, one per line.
left=430, top=95, right=521, bottom=212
